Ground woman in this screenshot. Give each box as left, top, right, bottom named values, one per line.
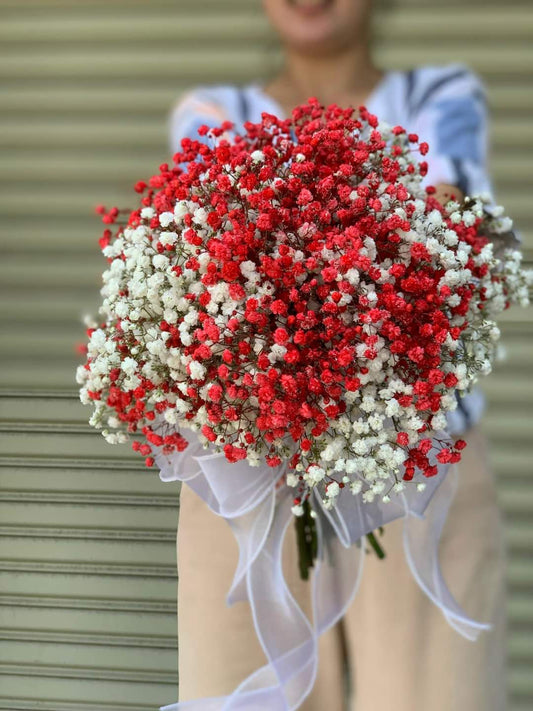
left=167, top=1, right=507, bottom=709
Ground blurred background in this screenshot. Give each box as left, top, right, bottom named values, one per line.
left=0, top=0, right=531, bottom=708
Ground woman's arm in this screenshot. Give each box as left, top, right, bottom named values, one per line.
left=411, top=64, right=493, bottom=201
left=167, top=87, right=231, bottom=156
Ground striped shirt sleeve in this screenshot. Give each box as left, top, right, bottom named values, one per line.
left=409, top=64, right=493, bottom=199
left=167, top=87, right=233, bottom=157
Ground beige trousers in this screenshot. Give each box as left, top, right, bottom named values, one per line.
left=176, top=424, right=507, bottom=710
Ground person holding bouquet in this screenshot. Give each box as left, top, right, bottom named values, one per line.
left=166, top=1, right=507, bottom=710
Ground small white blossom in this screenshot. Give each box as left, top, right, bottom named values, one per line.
left=159, top=211, right=175, bottom=227
left=189, top=360, right=206, bottom=380
left=140, top=206, right=155, bottom=219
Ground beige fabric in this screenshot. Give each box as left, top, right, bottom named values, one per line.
left=176, top=424, right=507, bottom=710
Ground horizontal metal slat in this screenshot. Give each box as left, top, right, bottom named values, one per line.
left=0, top=674, right=176, bottom=709
left=504, top=522, right=533, bottom=550
left=0, top=569, right=176, bottom=602
left=0, top=454, right=148, bottom=470
left=0, top=490, right=176, bottom=507
left=0, top=123, right=166, bottom=149
left=0, top=558, right=176, bottom=578
left=0, top=700, right=159, bottom=711
left=1, top=523, right=174, bottom=545
left=0, top=641, right=174, bottom=686
left=507, top=559, right=533, bottom=588
left=0, top=392, right=102, bottom=422
left=508, top=594, right=533, bottom=624
left=377, top=9, right=533, bottom=39
left=0, top=0, right=256, bottom=13
left=0, top=535, right=175, bottom=568
left=0, top=49, right=269, bottom=81
left=0, top=468, right=165, bottom=498
left=0, top=604, right=176, bottom=637
left=0, top=86, right=178, bottom=116
left=376, top=46, right=533, bottom=77
left=0, top=499, right=174, bottom=530
left=0, top=362, right=104, bottom=390
left=0, top=627, right=175, bottom=650
left=0, top=14, right=267, bottom=45
left=508, top=631, right=533, bottom=662
left=0, top=191, right=145, bottom=218
left=481, top=413, right=533, bottom=441
left=1, top=152, right=164, bottom=182
left=509, top=666, right=533, bottom=699
left=0, top=592, right=175, bottom=614
left=499, top=486, right=533, bottom=516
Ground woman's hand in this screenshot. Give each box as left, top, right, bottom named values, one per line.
left=433, top=183, right=465, bottom=206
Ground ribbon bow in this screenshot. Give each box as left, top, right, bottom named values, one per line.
left=155, top=429, right=490, bottom=711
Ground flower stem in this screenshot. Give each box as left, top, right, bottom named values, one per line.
left=366, top=530, right=386, bottom=559
left=295, top=499, right=317, bottom=580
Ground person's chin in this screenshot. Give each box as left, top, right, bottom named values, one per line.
left=282, top=28, right=346, bottom=57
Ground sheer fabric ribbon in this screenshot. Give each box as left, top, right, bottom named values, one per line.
left=155, top=429, right=490, bottom=711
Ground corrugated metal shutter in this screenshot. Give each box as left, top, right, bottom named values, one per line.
left=0, top=0, right=531, bottom=708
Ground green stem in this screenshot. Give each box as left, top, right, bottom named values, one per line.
left=295, top=499, right=318, bottom=580
left=366, top=530, right=386, bottom=559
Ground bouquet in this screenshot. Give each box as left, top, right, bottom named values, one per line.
left=77, top=98, right=530, bottom=709
left=78, top=99, right=528, bottom=518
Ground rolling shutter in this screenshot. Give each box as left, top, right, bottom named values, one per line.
left=0, top=1, right=531, bottom=708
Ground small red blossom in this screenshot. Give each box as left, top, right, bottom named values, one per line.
left=396, top=432, right=409, bottom=446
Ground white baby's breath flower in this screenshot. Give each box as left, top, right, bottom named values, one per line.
left=193, top=207, right=209, bottom=225
left=140, top=206, right=155, bottom=219
left=189, top=360, right=206, bottom=380
left=174, top=200, right=190, bottom=220
left=153, top=254, right=169, bottom=270
left=121, top=357, right=137, bottom=376
left=286, top=473, right=299, bottom=487
left=326, top=481, right=340, bottom=499
left=159, top=231, right=177, bottom=246
left=159, top=211, right=175, bottom=227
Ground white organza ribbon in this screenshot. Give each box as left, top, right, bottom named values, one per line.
left=155, top=429, right=490, bottom=711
